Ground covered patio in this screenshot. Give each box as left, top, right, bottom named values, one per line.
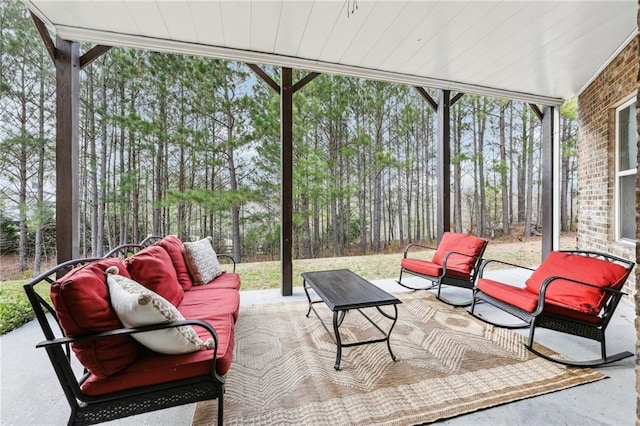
left=2, top=276, right=636, bottom=424
left=24, top=0, right=637, bottom=294
left=13, top=0, right=640, bottom=424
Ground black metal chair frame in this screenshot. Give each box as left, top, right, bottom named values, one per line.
left=24, top=248, right=229, bottom=425
left=469, top=250, right=635, bottom=368
left=397, top=239, right=487, bottom=307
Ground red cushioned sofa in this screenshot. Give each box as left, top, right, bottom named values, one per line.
left=23, top=235, right=240, bottom=426
left=469, top=250, right=634, bottom=367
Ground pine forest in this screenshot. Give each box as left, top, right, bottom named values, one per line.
left=0, top=1, right=578, bottom=275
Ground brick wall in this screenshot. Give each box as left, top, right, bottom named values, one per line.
left=579, top=32, right=639, bottom=425
left=577, top=37, right=638, bottom=300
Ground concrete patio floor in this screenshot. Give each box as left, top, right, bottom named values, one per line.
left=1, top=271, right=636, bottom=425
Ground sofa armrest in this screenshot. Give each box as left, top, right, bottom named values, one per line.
left=36, top=319, right=223, bottom=379
left=104, top=244, right=145, bottom=258
left=216, top=254, right=236, bottom=273
left=139, top=235, right=163, bottom=247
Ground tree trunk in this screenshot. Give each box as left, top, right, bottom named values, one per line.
left=500, top=101, right=510, bottom=236
left=97, top=63, right=108, bottom=255
left=452, top=103, right=463, bottom=232
left=18, top=62, right=28, bottom=272
left=518, top=106, right=527, bottom=226
left=33, top=54, right=47, bottom=273
left=524, top=115, right=535, bottom=236
left=226, top=111, right=241, bottom=262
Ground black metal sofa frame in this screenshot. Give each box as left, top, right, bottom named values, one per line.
left=23, top=238, right=234, bottom=425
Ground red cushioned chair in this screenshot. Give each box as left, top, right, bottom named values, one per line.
left=397, top=232, right=488, bottom=307
left=469, top=250, right=635, bottom=367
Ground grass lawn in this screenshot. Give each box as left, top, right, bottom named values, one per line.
left=0, top=236, right=556, bottom=334
left=235, top=238, right=548, bottom=290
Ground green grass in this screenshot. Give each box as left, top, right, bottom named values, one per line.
left=1, top=239, right=549, bottom=335
left=0, top=280, right=49, bottom=334
left=229, top=240, right=546, bottom=290
left=234, top=253, right=404, bottom=290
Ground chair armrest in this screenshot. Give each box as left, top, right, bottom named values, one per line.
left=403, top=242, right=437, bottom=258
left=534, top=276, right=626, bottom=316
left=441, top=250, right=480, bottom=264
left=476, top=258, right=536, bottom=279
left=217, top=254, right=236, bottom=273
left=438, top=250, right=482, bottom=277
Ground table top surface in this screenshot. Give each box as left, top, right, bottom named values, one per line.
left=301, top=269, right=401, bottom=311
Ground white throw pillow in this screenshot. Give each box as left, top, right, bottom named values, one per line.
left=105, top=266, right=213, bottom=354
left=183, top=236, right=224, bottom=285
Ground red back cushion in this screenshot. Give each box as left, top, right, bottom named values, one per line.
left=525, top=251, right=629, bottom=314
left=155, top=235, right=193, bottom=291
left=50, top=258, right=140, bottom=378
left=125, top=245, right=184, bottom=306
left=431, top=232, right=486, bottom=273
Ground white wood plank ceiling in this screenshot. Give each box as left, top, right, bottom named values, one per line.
left=25, top=0, right=637, bottom=105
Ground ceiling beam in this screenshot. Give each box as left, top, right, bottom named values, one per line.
left=450, top=92, right=465, bottom=105
left=529, top=104, right=544, bottom=121
left=414, top=87, right=437, bottom=111
left=247, top=63, right=280, bottom=93
left=30, top=12, right=55, bottom=63
left=292, top=72, right=320, bottom=93
left=55, top=26, right=565, bottom=106
left=80, top=45, right=112, bottom=70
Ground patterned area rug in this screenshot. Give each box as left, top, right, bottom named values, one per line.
left=191, top=292, right=604, bottom=425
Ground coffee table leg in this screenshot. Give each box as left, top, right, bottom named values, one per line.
left=387, top=304, right=399, bottom=361
left=374, top=304, right=399, bottom=362
left=333, top=310, right=343, bottom=370
left=303, top=279, right=312, bottom=317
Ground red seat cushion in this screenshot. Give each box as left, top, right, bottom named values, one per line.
left=401, top=258, right=470, bottom=280
left=525, top=251, right=629, bottom=314
left=477, top=278, right=602, bottom=324
left=50, top=258, right=140, bottom=378
left=80, top=312, right=235, bottom=396
left=431, top=232, right=486, bottom=273
left=180, top=287, right=241, bottom=323
left=477, top=278, right=538, bottom=312
left=401, top=258, right=442, bottom=277
left=203, top=272, right=241, bottom=290
left=154, top=235, right=193, bottom=291
left=126, top=245, right=184, bottom=307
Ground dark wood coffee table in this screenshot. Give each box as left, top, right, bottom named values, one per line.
left=301, top=269, right=402, bottom=370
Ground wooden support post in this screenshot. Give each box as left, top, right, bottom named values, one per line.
left=541, top=105, right=559, bottom=260
left=55, top=37, right=80, bottom=263
left=437, top=90, right=451, bottom=243
left=281, top=68, right=293, bottom=296
left=249, top=64, right=318, bottom=296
